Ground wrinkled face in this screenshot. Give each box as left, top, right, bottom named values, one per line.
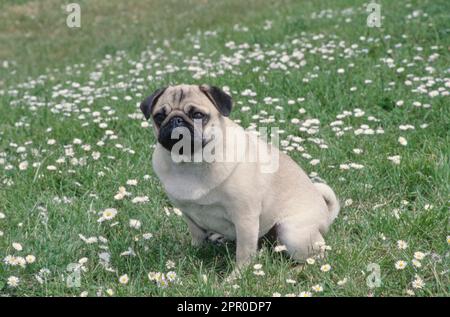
left=140, top=85, right=232, bottom=154
left=152, top=86, right=213, bottom=153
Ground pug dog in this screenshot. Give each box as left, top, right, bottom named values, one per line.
left=140, top=84, right=340, bottom=277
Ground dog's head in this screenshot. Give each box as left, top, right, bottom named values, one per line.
left=140, top=84, right=232, bottom=153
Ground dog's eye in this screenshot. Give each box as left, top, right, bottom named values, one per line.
left=153, top=113, right=166, bottom=124
left=191, top=112, right=205, bottom=120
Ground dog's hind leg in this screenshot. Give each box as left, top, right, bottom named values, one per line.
left=276, top=216, right=326, bottom=262
left=183, top=215, right=207, bottom=247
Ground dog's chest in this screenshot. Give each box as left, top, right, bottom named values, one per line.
left=155, top=163, right=222, bottom=202
left=175, top=200, right=236, bottom=239
left=153, top=148, right=238, bottom=238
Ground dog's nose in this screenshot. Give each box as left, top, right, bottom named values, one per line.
left=169, top=116, right=184, bottom=127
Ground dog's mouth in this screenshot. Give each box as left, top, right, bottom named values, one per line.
left=158, top=116, right=204, bottom=155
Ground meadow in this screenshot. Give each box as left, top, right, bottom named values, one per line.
left=0, top=0, right=449, bottom=296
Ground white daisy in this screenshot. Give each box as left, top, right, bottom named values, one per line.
left=414, top=252, right=425, bottom=260
left=398, top=136, right=408, bottom=146
left=311, top=284, right=323, bottom=292
left=320, top=264, right=331, bottom=272
left=129, top=219, right=141, bottom=229
left=253, top=263, right=263, bottom=270
left=25, top=255, right=36, bottom=264
left=306, top=258, right=315, bottom=265
left=12, top=242, right=23, bottom=251
left=7, top=276, right=20, bottom=287
left=412, top=275, right=425, bottom=289
left=98, top=208, right=118, bottom=222
left=395, top=260, right=407, bottom=270
left=118, top=274, right=129, bottom=284
left=397, top=240, right=408, bottom=250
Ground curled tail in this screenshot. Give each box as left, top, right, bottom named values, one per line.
left=314, top=182, right=340, bottom=222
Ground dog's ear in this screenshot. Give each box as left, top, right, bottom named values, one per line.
left=140, top=87, right=167, bottom=120
left=199, top=85, right=232, bottom=117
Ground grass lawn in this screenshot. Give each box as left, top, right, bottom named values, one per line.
left=0, top=0, right=449, bottom=296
